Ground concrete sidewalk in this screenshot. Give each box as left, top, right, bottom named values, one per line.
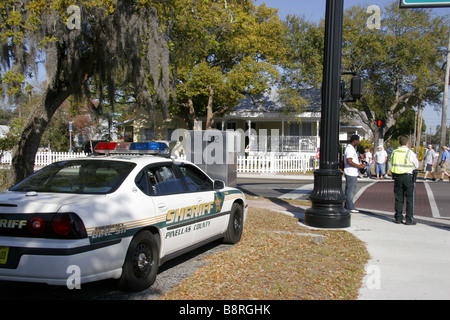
left=350, top=210, right=450, bottom=300
left=246, top=199, right=450, bottom=300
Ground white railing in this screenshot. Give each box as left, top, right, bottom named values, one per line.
left=0, top=151, right=87, bottom=167
left=174, top=153, right=317, bottom=173
left=237, top=154, right=317, bottom=173
left=247, top=136, right=319, bottom=153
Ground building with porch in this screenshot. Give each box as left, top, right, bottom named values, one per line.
left=208, top=88, right=370, bottom=157
left=214, top=89, right=321, bottom=157
left=114, top=88, right=370, bottom=157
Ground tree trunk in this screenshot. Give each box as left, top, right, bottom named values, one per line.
left=205, top=86, right=215, bottom=130
left=8, top=41, right=93, bottom=186
left=8, top=86, right=75, bottom=186
left=179, top=98, right=197, bottom=130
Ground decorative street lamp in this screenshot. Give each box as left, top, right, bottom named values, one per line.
left=304, top=0, right=350, bottom=228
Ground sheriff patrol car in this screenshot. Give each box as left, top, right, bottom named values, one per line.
left=0, top=142, right=247, bottom=292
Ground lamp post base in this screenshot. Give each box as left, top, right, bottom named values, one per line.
left=304, top=169, right=350, bottom=229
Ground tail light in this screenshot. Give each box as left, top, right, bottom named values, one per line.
left=28, top=216, right=46, bottom=235
left=52, top=213, right=75, bottom=236
left=50, top=212, right=87, bottom=239
left=0, top=212, right=87, bottom=239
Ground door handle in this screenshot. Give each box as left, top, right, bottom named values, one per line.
left=157, top=203, right=168, bottom=211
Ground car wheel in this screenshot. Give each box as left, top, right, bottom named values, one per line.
left=223, top=203, right=243, bottom=244
left=118, top=230, right=159, bottom=292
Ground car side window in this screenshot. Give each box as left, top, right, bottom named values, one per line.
left=134, top=170, right=148, bottom=194
left=148, top=165, right=185, bottom=195
left=178, top=164, right=213, bottom=192
left=135, top=165, right=185, bottom=196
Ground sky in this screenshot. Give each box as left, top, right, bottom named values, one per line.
left=255, top=0, right=450, bottom=135
left=255, top=0, right=395, bottom=21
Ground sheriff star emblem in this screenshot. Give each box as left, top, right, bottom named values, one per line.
left=214, top=193, right=223, bottom=212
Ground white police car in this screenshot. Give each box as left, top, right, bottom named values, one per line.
left=0, top=142, right=247, bottom=292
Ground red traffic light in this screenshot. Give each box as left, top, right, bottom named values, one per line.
left=376, top=119, right=386, bottom=128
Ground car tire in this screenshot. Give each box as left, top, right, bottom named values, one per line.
left=223, top=203, right=243, bottom=244
left=118, top=230, right=159, bottom=292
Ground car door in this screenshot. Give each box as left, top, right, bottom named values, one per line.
left=142, top=163, right=200, bottom=256
left=176, top=163, right=227, bottom=244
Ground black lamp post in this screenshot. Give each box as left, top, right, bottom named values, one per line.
left=304, top=0, right=350, bottom=228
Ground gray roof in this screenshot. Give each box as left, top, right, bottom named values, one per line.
left=235, top=88, right=321, bottom=113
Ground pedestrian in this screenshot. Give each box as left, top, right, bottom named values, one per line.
left=386, top=142, right=394, bottom=178
left=364, top=147, right=373, bottom=178
left=391, top=135, right=419, bottom=225
left=344, top=135, right=366, bottom=213
left=438, top=145, right=450, bottom=182
left=358, top=153, right=367, bottom=178
left=423, top=144, right=436, bottom=181
left=374, top=145, right=388, bottom=180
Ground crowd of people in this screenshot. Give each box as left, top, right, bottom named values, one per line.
left=343, top=135, right=449, bottom=225
left=354, top=142, right=393, bottom=180
left=350, top=141, right=449, bottom=182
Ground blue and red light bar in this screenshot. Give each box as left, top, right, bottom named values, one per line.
left=94, top=141, right=169, bottom=155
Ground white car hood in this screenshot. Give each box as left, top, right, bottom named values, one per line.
left=0, top=191, right=100, bottom=214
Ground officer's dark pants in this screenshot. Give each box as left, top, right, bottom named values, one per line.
left=393, top=174, right=415, bottom=223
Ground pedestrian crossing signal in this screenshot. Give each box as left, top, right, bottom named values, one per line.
left=376, top=119, right=386, bottom=128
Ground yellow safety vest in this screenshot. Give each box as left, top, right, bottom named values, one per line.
left=391, top=147, right=416, bottom=174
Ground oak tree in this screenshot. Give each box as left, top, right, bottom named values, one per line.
left=168, top=1, right=286, bottom=129
left=0, top=0, right=170, bottom=184
left=280, top=2, right=448, bottom=144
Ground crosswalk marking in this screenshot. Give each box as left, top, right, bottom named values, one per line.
left=423, top=181, right=441, bottom=218
left=277, top=183, right=313, bottom=200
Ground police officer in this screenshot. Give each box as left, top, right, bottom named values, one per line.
left=390, top=136, right=419, bottom=225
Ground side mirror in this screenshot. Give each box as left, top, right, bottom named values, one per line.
left=213, top=180, right=225, bottom=190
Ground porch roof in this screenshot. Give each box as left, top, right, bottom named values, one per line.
left=222, top=88, right=321, bottom=122
left=222, top=110, right=321, bottom=122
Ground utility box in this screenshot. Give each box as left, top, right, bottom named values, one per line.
left=171, top=130, right=240, bottom=187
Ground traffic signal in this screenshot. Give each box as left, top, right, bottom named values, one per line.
left=350, top=76, right=363, bottom=99
left=376, top=119, right=386, bottom=128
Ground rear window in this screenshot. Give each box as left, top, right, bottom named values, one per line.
left=10, top=160, right=136, bottom=194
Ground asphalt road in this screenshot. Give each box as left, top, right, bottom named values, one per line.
left=237, top=175, right=450, bottom=220
left=237, top=175, right=378, bottom=199
left=236, top=176, right=314, bottom=199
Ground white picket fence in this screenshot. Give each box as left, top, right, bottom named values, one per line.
left=0, top=151, right=87, bottom=167
left=1, top=151, right=317, bottom=174
left=237, top=155, right=317, bottom=173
